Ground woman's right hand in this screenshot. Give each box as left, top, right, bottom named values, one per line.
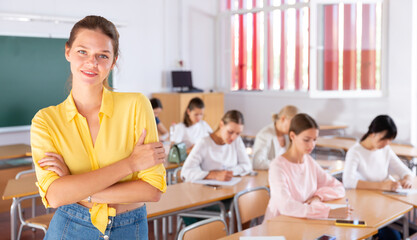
left=128, top=129, right=166, bottom=172
left=328, top=207, right=352, bottom=219
left=380, top=180, right=401, bottom=191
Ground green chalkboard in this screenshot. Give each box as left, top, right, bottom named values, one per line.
left=0, top=36, right=112, bottom=128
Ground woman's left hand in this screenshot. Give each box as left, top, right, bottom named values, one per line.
left=38, top=152, right=70, bottom=177
left=304, top=195, right=321, bottom=204
left=400, top=176, right=413, bottom=189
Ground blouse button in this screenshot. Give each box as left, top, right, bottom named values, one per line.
left=103, top=235, right=109, bottom=240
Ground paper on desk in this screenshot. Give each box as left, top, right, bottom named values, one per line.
left=193, top=177, right=242, bottom=186
left=240, top=237, right=286, bottom=240
left=385, top=188, right=417, bottom=196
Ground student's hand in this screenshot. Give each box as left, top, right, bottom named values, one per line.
left=304, top=196, right=321, bottom=204
left=38, top=152, right=70, bottom=177
left=380, top=180, right=401, bottom=191
left=328, top=207, right=352, bottom=219
left=206, top=170, right=233, bottom=181
left=128, top=129, right=166, bottom=172
left=400, top=176, right=413, bottom=189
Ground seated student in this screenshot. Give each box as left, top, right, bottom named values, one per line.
left=181, top=110, right=253, bottom=182
left=171, top=97, right=212, bottom=152
left=343, top=115, right=413, bottom=190
left=342, top=115, right=413, bottom=240
left=252, top=105, right=298, bottom=170
left=264, top=113, right=348, bottom=221
left=150, top=98, right=169, bottom=141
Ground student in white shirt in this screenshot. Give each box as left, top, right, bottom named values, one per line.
left=343, top=115, right=413, bottom=190
left=252, top=105, right=298, bottom=170
left=171, top=97, right=212, bottom=152
left=343, top=115, right=412, bottom=240
left=181, top=110, right=253, bottom=182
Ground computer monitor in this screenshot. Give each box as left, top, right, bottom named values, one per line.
left=172, top=71, right=193, bottom=89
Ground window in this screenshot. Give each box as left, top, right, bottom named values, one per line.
left=219, top=0, right=384, bottom=97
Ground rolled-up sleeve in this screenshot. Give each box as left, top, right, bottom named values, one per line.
left=31, top=111, right=60, bottom=208
left=135, top=94, right=167, bottom=193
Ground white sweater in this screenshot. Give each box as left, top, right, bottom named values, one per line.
left=252, top=123, right=289, bottom=170
left=171, top=121, right=212, bottom=149
left=343, top=142, right=413, bottom=189
left=181, top=135, right=253, bottom=182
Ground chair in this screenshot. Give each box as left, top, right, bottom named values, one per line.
left=232, top=186, right=270, bottom=232
left=15, top=169, right=54, bottom=240
left=177, top=217, right=228, bottom=240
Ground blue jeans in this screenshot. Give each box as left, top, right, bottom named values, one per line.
left=45, top=203, right=148, bottom=240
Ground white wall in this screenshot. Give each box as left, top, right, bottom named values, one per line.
left=223, top=0, right=417, bottom=144
left=0, top=0, right=218, bottom=145
left=1, top=0, right=416, bottom=146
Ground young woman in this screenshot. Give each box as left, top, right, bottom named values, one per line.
left=252, top=105, right=298, bottom=169
left=343, top=115, right=413, bottom=190
left=264, top=113, right=347, bottom=221
left=171, top=97, right=212, bottom=152
left=150, top=98, right=169, bottom=141
left=31, top=16, right=166, bottom=239
left=343, top=115, right=412, bottom=240
left=181, top=110, right=252, bottom=182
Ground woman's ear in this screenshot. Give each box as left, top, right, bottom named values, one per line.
left=219, top=120, right=225, bottom=128
left=65, top=43, right=71, bottom=62
left=289, top=131, right=296, bottom=141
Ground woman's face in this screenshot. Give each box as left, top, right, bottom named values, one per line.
left=290, top=128, right=319, bottom=154
left=153, top=107, right=162, bottom=118
left=65, top=29, right=116, bottom=88
left=187, top=108, right=204, bottom=124
left=370, top=131, right=392, bottom=149
left=219, top=121, right=243, bottom=144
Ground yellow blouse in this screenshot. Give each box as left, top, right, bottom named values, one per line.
left=31, top=88, right=166, bottom=234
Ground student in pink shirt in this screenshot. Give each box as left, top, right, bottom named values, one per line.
left=264, top=113, right=349, bottom=221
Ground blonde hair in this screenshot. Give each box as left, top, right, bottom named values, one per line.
left=272, top=105, right=299, bottom=123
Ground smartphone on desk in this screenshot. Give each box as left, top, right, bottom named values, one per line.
left=335, top=219, right=366, bottom=227
left=315, top=234, right=336, bottom=240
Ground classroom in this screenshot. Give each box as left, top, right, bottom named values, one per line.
left=1, top=0, right=417, bottom=239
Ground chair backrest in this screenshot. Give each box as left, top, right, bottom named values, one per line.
left=178, top=217, right=228, bottom=240
left=173, top=166, right=183, bottom=184
left=234, top=186, right=270, bottom=232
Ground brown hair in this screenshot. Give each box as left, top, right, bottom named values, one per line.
left=288, top=113, right=318, bottom=141
left=221, top=110, right=244, bottom=125
left=66, top=15, right=119, bottom=90
left=183, top=97, right=205, bottom=127
left=272, top=105, right=299, bottom=123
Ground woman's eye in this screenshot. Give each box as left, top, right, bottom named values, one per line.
left=78, top=50, right=87, bottom=54
left=99, top=55, right=109, bottom=59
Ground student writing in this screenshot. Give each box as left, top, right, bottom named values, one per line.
left=181, top=110, right=252, bottom=182
left=252, top=105, right=298, bottom=170
left=264, top=113, right=348, bottom=221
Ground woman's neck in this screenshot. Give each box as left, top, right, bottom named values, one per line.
left=72, top=83, right=103, bottom=116
left=282, top=145, right=305, bottom=164
left=360, top=137, right=376, bottom=151
left=274, top=122, right=285, bottom=136
left=210, top=130, right=225, bottom=145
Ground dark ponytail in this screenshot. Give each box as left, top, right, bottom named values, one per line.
left=360, top=115, right=397, bottom=142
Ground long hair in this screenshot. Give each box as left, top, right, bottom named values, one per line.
left=360, top=115, right=397, bottom=142
left=183, top=97, right=205, bottom=127
left=288, top=113, right=318, bottom=142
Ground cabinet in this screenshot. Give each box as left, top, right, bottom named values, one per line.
left=151, top=92, right=224, bottom=130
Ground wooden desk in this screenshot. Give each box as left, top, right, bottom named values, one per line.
left=319, top=125, right=349, bottom=131
left=147, top=170, right=268, bottom=219
left=377, top=178, right=417, bottom=208
left=316, top=137, right=417, bottom=160
left=269, top=189, right=412, bottom=229
left=0, top=144, right=31, bottom=160
left=219, top=221, right=377, bottom=240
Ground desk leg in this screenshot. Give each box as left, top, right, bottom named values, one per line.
left=404, top=214, right=409, bottom=240
left=168, top=216, right=172, bottom=234
left=10, top=198, right=18, bottom=240
left=153, top=219, right=159, bottom=240
left=162, top=217, right=167, bottom=240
